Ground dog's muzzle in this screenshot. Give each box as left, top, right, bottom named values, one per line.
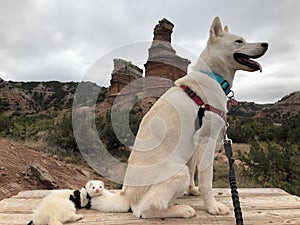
left=234, top=42, right=268, bottom=72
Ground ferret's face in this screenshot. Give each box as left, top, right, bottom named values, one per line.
left=86, top=180, right=104, bottom=197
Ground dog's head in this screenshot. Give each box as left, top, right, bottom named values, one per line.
left=85, top=180, right=104, bottom=197
left=203, top=16, right=268, bottom=75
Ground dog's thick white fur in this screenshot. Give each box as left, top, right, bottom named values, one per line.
left=29, top=181, right=102, bottom=225
left=119, top=16, right=268, bottom=219
left=86, top=180, right=130, bottom=212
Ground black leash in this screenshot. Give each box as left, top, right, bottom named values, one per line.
left=223, top=134, right=244, bottom=225
left=194, top=105, right=244, bottom=224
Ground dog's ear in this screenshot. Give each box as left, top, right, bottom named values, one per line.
left=210, top=16, right=224, bottom=41
left=224, top=25, right=229, bottom=33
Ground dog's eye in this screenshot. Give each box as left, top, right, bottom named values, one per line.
left=235, top=40, right=243, bottom=44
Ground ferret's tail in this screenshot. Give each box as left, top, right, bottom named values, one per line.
left=92, top=191, right=130, bottom=213
left=26, top=218, right=63, bottom=225
left=114, top=192, right=131, bottom=212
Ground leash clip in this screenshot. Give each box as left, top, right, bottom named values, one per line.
left=227, top=91, right=238, bottom=107
left=223, top=123, right=232, bottom=144
left=227, top=90, right=235, bottom=98
left=223, top=133, right=232, bottom=144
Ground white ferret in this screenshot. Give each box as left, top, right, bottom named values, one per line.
left=27, top=180, right=103, bottom=225
left=85, top=180, right=130, bottom=213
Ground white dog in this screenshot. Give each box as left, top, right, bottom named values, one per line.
left=27, top=180, right=103, bottom=225
left=118, top=16, right=268, bottom=219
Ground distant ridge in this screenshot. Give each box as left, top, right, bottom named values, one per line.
left=0, top=77, right=299, bottom=122
left=255, top=91, right=300, bottom=122
left=0, top=78, right=105, bottom=115
left=228, top=101, right=271, bottom=118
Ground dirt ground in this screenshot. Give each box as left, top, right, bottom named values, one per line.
left=0, top=137, right=249, bottom=201
left=0, top=138, right=106, bottom=200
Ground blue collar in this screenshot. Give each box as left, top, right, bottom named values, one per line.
left=199, top=70, right=232, bottom=96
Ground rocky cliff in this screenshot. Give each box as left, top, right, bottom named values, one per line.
left=0, top=78, right=78, bottom=114
left=255, top=91, right=300, bottom=122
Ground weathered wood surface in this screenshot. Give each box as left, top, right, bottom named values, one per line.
left=0, top=188, right=299, bottom=225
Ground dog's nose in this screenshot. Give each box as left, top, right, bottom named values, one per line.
left=261, top=42, right=268, bottom=49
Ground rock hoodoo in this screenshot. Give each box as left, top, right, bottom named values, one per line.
left=107, top=18, right=190, bottom=105
left=145, top=18, right=190, bottom=81
left=108, top=59, right=143, bottom=103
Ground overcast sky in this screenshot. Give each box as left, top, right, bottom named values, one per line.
left=0, top=0, right=299, bottom=103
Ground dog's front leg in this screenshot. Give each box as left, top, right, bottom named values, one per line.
left=198, top=162, right=229, bottom=215
left=195, top=114, right=230, bottom=215
left=187, top=151, right=201, bottom=196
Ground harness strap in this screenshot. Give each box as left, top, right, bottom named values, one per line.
left=204, top=104, right=226, bottom=121
left=85, top=193, right=92, bottom=209
left=180, top=85, right=226, bottom=122
left=69, top=189, right=92, bottom=209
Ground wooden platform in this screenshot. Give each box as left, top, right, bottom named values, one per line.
left=0, top=188, right=299, bottom=225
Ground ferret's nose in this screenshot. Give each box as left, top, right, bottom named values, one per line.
left=95, top=189, right=100, bottom=193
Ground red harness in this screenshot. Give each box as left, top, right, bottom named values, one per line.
left=180, top=85, right=227, bottom=122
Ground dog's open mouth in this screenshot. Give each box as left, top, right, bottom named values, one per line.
left=234, top=53, right=264, bottom=72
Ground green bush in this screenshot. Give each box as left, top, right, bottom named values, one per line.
left=238, top=114, right=300, bottom=196
left=46, top=114, right=78, bottom=152
left=0, top=114, right=53, bottom=140
left=95, top=108, right=142, bottom=161
left=0, top=99, right=10, bottom=113
left=241, top=140, right=299, bottom=195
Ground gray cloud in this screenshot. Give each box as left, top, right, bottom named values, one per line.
left=0, top=0, right=299, bottom=103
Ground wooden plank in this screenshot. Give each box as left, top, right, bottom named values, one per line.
left=0, top=188, right=299, bottom=225
left=12, top=190, right=52, bottom=199
left=177, top=195, right=300, bottom=211
left=11, top=188, right=291, bottom=199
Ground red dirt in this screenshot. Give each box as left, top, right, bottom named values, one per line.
left=0, top=138, right=105, bottom=200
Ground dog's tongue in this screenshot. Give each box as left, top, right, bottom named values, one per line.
left=245, top=58, right=262, bottom=72
left=255, top=61, right=262, bottom=72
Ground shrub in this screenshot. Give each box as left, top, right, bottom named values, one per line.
left=0, top=99, right=10, bottom=113
left=46, top=114, right=78, bottom=153
left=241, top=140, right=299, bottom=195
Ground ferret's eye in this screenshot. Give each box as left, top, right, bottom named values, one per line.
left=235, top=39, right=243, bottom=44
left=100, top=186, right=102, bottom=188
left=92, top=187, right=95, bottom=189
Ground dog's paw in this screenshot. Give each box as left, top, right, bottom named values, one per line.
left=188, top=186, right=201, bottom=196
left=141, top=205, right=196, bottom=219
left=179, top=205, right=196, bottom=218
left=207, top=201, right=230, bottom=215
